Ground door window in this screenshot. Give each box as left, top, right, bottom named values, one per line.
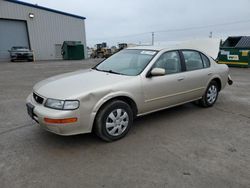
left=153, top=51, right=181, bottom=74
left=201, top=53, right=210, bottom=68
left=182, top=51, right=204, bottom=71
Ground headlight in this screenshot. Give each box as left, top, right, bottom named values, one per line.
left=45, top=99, right=79, bottom=110
left=45, top=99, right=64, bottom=110
left=64, top=100, right=79, bottom=110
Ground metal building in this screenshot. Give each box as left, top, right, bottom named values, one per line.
left=0, top=0, right=87, bottom=61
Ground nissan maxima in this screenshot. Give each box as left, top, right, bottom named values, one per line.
left=26, top=45, right=232, bottom=141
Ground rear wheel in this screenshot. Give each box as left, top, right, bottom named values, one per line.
left=199, top=81, right=219, bottom=107
left=94, top=100, right=133, bottom=142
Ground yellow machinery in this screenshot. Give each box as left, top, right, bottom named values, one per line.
left=91, top=43, right=128, bottom=58
left=91, top=43, right=112, bottom=58
left=118, top=43, right=128, bottom=51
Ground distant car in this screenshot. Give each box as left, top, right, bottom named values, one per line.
left=9, top=46, right=34, bottom=62
left=26, top=45, right=233, bottom=141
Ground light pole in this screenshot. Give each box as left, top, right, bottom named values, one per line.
left=152, top=32, right=155, bottom=45
left=209, top=31, right=213, bottom=38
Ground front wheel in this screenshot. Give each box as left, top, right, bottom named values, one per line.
left=94, top=100, right=133, bottom=142
left=97, top=53, right=104, bottom=58
left=199, top=81, right=219, bottom=107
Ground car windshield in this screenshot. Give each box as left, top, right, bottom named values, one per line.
left=95, top=49, right=158, bottom=76
left=12, top=47, right=29, bottom=51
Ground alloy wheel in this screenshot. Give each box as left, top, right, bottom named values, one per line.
left=207, top=85, right=218, bottom=104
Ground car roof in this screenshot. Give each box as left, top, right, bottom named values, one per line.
left=127, top=39, right=221, bottom=59
left=127, top=45, right=213, bottom=58
left=127, top=44, right=205, bottom=52
left=127, top=45, right=174, bottom=51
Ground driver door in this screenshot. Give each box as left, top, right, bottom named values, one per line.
left=141, top=51, right=187, bottom=113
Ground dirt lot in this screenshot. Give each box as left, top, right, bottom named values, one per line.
left=0, top=60, right=249, bottom=188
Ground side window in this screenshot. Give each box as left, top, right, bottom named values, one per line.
left=201, top=53, right=210, bottom=68
left=182, top=51, right=204, bottom=71
left=153, top=51, right=181, bottom=74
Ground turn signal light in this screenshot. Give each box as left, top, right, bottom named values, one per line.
left=44, top=117, right=78, bottom=124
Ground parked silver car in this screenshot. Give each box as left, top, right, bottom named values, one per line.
left=26, top=45, right=232, bottom=141
left=9, top=46, right=34, bottom=62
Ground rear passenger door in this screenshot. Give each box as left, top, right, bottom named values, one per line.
left=180, top=50, right=211, bottom=100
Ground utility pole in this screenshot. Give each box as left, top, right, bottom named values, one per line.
left=209, top=31, right=213, bottom=38
left=152, top=32, right=155, bottom=45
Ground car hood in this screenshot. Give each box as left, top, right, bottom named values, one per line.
left=33, top=69, right=132, bottom=99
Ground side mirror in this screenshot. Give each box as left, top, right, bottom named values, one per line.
left=149, top=68, right=166, bottom=77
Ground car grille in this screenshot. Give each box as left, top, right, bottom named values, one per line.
left=33, top=93, right=44, bottom=104
left=17, top=53, right=28, bottom=57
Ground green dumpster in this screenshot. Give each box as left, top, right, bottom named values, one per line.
left=218, top=36, right=250, bottom=68
left=62, top=41, right=84, bottom=60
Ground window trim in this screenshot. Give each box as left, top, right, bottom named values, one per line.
left=180, top=49, right=211, bottom=72
left=200, top=53, right=211, bottom=68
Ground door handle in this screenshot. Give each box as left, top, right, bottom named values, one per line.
left=178, top=77, right=185, bottom=81
left=208, top=72, right=212, bottom=76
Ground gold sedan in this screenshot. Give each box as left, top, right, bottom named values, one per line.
left=26, top=45, right=232, bottom=141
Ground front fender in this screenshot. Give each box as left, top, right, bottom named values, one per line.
left=92, top=91, right=136, bottom=114
left=87, top=91, right=137, bottom=131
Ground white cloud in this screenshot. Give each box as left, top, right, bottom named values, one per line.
left=20, top=0, right=250, bottom=46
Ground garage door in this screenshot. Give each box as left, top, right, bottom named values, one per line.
left=0, top=19, right=30, bottom=61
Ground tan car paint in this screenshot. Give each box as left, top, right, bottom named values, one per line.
left=26, top=46, right=229, bottom=135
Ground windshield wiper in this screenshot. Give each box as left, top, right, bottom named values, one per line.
left=94, top=68, right=124, bottom=75
left=106, top=70, right=124, bottom=75
left=92, top=67, right=99, bottom=71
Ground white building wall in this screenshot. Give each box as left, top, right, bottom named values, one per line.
left=0, top=0, right=87, bottom=60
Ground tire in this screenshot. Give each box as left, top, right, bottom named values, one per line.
left=199, top=81, right=219, bottom=107
left=94, top=100, right=133, bottom=142
left=98, top=53, right=104, bottom=58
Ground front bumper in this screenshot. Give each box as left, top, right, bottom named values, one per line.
left=11, top=54, right=33, bottom=61
left=26, top=94, right=90, bottom=135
